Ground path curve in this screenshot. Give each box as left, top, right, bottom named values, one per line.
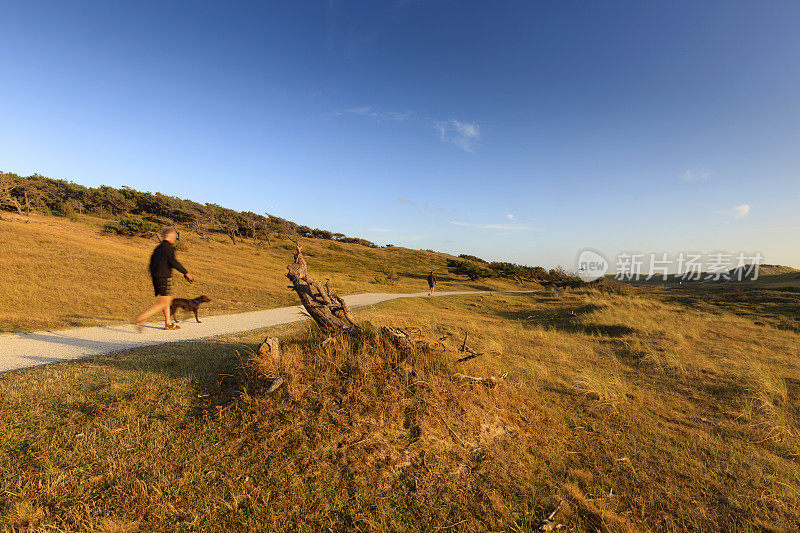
left=0, top=291, right=527, bottom=373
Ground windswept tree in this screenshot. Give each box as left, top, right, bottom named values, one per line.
left=191, top=212, right=211, bottom=241
left=243, top=212, right=270, bottom=247
left=446, top=259, right=495, bottom=281
left=219, top=212, right=241, bottom=245
left=0, top=172, right=24, bottom=216
left=21, top=180, right=47, bottom=216
left=458, top=254, right=488, bottom=264
left=0, top=171, right=384, bottom=247
left=97, top=185, right=135, bottom=216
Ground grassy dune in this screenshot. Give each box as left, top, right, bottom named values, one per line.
left=0, top=213, right=516, bottom=332
left=636, top=280, right=800, bottom=336
left=1, top=286, right=798, bottom=531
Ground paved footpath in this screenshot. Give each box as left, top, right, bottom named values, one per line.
left=0, top=291, right=524, bottom=373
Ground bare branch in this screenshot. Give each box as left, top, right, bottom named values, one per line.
left=285, top=245, right=443, bottom=355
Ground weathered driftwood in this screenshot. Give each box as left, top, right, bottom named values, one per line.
left=453, top=371, right=508, bottom=388
left=455, top=331, right=484, bottom=363
left=286, top=244, right=438, bottom=354
left=257, top=336, right=281, bottom=361
left=286, top=244, right=361, bottom=335
left=538, top=500, right=563, bottom=531
left=265, top=376, right=283, bottom=394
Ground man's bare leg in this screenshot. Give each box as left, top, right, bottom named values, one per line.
left=162, top=301, right=172, bottom=328
left=135, top=296, right=173, bottom=330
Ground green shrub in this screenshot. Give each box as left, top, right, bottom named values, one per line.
left=0, top=172, right=384, bottom=247
left=446, top=259, right=495, bottom=281
left=458, top=254, right=487, bottom=263
left=103, top=217, right=160, bottom=238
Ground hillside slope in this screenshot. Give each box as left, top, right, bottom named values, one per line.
left=0, top=213, right=517, bottom=332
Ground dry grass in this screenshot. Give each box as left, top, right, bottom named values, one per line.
left=2, top=214, right=799, bottom=530
left=1, top=284, right=799, bottom=531
left=574, top=366, right=627, bottom=405
left=0, top=213, right=517, bottom=331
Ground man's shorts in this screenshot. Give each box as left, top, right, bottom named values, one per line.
left=152, top=277, right=173, bottom=297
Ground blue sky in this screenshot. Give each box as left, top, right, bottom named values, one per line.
left=2, top=1, right=799, bottom=269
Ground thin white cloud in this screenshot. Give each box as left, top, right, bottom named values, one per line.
left=395, top=197, right=446, bottom=215
left=732, top=204, right=750, bottom=218
left=332, top=109, right=483, bottom=152
left=336, top=106, right=372, bottom=115
left=449, top=221, right=538, bottom=231
left=506, top=214, right=514, bottom=221
left=333, top=106, right=411, bottom=122
left=436, top=119, right=481, bottom=152
left=679, top=169, right=712, bottom=183
left=717, top=204, right=751, bottom=218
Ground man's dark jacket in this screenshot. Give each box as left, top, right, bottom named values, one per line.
left=149, top=241, right=188, bottom=279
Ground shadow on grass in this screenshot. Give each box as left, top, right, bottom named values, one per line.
left=661, top=285, right=800, bottom=329
left=88, top=337, right=262, bottom=423
left=496, top=303, right=638, bottom=337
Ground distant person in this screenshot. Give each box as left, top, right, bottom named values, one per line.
left=427, top=271, right=436, bottom=296
left=135, top=227, right=194, bottom=331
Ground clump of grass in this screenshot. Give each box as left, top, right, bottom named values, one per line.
left=574, top=367, right=627, bottom=405
left=752, top=364, right=789, bottom=405
left=641, top=345, right=690, bottom=375
left=748, top=364, right=794, bottom=441
left=384, top=266, right=399, bottom=282
left=233, top=324, right=546, bottom=530
left=4, top=501, right=44, bottom=529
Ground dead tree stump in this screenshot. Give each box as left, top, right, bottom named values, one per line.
left=285, top=244, right=437, bottom=354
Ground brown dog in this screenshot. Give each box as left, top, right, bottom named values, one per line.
left=170, top=295, right=211, bottom=323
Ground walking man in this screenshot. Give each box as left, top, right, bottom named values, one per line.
left=427, top=271, right=436, bottom=296
left=135, top=227, right=194, bottom=331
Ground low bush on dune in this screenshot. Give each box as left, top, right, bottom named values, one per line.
left=102, top=217, right=160, bottom=238
left=446, top=259, right=496, bottom=281
left=588, top=277, right=629, bottom=294
left=0, top=170, right=380, bottom=248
